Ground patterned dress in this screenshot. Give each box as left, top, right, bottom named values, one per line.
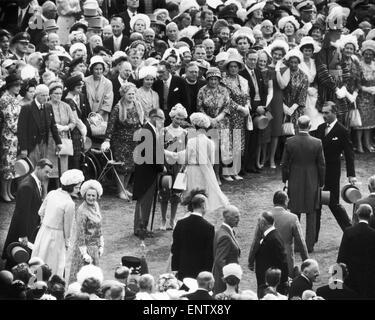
left=105, top=102, right=143, bottom=174
left=67, top=201, right=102, bottom=284
left=283, top=68, right=309, bottom=128
left=357, top=61, right=375, bottom=129
left=0, top=91, right=21, bottom=180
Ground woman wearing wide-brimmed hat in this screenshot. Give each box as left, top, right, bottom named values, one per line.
left=0, top=74, right=23, bottom=202
left=222, top=53, right=250, bottom=181
left=197, top=67, right=231, bottom=185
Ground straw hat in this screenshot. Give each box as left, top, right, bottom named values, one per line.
left=232, top=27, right=256, bottom=46
left=246, top=0, right=267, bottom=16
left=223, top=53, right=245, bottom=71
left=6, top=242, right=30, bottom=265
left=278, top=15, right=300, bottom=31
left=341, top=184, right=362, bottom=204
left=206, top=67, right=222, bottom=79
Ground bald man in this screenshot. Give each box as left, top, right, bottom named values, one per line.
left=184, top=271, right=215, bottom=300
left=212, top=205, right=241, bottom=294
left=289, top=259, right=320, bottom=299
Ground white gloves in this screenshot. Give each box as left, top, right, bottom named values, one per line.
left=101, top=140, right=110, bottom=152
left=57, top=124, right=69, bottom=132
left=346, top=90, right=358, bottom=104
left=275, top=59, right=284, bottom=72
left=99, top=247, right=104, bottom=257
left=335, top=87, right=346, bottom=99
left=283, top=104, right=298, bottom=116
left=307, top=87, right=318, bottom=96
left=99, top=236, right=104, bottom=257
left=79, top=246, right=93, bottom=264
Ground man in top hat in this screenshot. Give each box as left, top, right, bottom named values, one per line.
left=281, top=115, right=325, bottom=253
left=17, top=84, right=62, bottom=168
left=10, top=32, right=31, bottom=63
left=337, top=204, right=375, bottom=299
left=353, top=175, right=375, bottom=229
left=314, top=101, right=356, bottom=243
left=43, top=19, right=59, bottom=34
left=103, top=16, right=130, bottom=54
left=2, top=159, right=53, bottom=270
left=171, top=192, right=215, bottom=281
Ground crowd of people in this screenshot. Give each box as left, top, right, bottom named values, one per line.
left=1, top=0, right=375, bottom=300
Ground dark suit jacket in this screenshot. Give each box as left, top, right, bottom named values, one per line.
left=184, top=289, right=213, bottom=301
left=337, top=222, right=375, bottom=298
left=132, top=122, right=164, bottom=201
left=239, top=67, right=267, bottom=111
left=109, top=0, right=167, bottom=20
left=17, top=100, right=61, bottom=154
left=103, top=35, right=130, bottom=55
left=171, top=214, right=215, bottom=280
left=119, top=9, right=132, bottom=37
left=314, top=121, right=355, bottom=199
left=288, top=274, right=313, bottom=299
left=2, top=175, right=42, bottom=264
left=316, top=283, right=358, bottom=300
left=110, top=75, right=136, bottom=107
left=0, top=2, right=33, bottom=35
left=185, top=79, right=206, bottom=115
left=152, top=76, right=189, bottom=124
left=254, top=229, right=289, bottom=288
left=353, top=195, right=375, bottom=229
left=212, top=224, right=241, bottom=294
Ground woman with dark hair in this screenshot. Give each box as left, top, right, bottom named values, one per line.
left=308, top=24, right=324, bottom=45
left=0, top=29, right=13, bottom=63
left=31, top=169, right=85, bottom=278
left=261, top=267, right=287, bottom=300
left=64, top=73, right=91, bottom=169
left=0, top=74, right=22, bottom=202
left=214, top=263, right=242, bottom=300
left=19, top=78, right=38, bottom=106
left=129, top=40, right=148, bottom=60
left=80, top=277, right=102, bottom=300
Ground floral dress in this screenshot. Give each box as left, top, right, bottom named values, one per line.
left=105, top=102, right=143, bottom=174
left=197, top=84, right=231, bottom=161
left=283, top=68, right=308, bottom=128
left=357, top=61, right=375, bottom=129
left=0, top=91, right=21, bottom=180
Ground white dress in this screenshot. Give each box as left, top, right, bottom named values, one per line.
left=300, top=58, right=324, bottom=131
left=183, top=132, right=229, bottom=213
left=31, top=189, right=75, bottom=278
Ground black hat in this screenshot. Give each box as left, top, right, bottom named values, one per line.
left=11, top=32, right=31, bottom=45
left=4, top=74, right=22, bottom=90
left=218, top=5, right=243, bottom=25
left=121, top=256, right=142, bottom=275
left=70, top=22, right=88, bottom=34
left=69, top=56, right=85, bottom=72
left=65, top=74, right=84, bottom=91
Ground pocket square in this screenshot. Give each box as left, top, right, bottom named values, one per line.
left=332, top=137, right=338, bottom=141
left=173, top=87, right=179, bottom=92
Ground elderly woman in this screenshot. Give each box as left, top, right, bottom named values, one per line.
left=222, top=54, right=250, bottom=181
left=268, top=40, right=289, bottom=169
left=278, top=48, right=308, bottom=133
left=0, top=75, right=22, bottom=202
left=67, top=180, right=104, bottom=284
left=101, top=83, right=144, bottom=200
left=197, top=67, right=231, bottom=184
left=84, top=56, right=113, bottom=122
left=130, top=13, right=151, bottom=35
left=184, top=112, right=229, bottom=213
left=299, top=36, right=324, bottom=131
left=31, top=169, right=85, bottom=278
left=64, top=74, right=91, bottom=169
left=136, top=66, right=159, bottom=121
left=46, top=81, right=76, bottom=183
left=160, top=104, right=188, bottom=231
left=278, top=16, right=300, bottom=48
left=356, top=40, right=375, bottom=153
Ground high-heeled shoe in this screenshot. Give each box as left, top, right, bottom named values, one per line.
left=0, top=193, right=12, bottom=203
left=222, top=175, right=234, bottom=182
left=364, top=146, right=375, bottom=153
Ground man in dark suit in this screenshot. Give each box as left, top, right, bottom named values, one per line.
left=17, top=84, right=62, bottom=167
left=282, top=116, right=325, bottom=252
left=110, top=61, right=136, bottom=107
left=337, top=204, right=375, bottom=299
left=184, top=272, right=214, bottom=301
left=153, top=60, right=189, bottom=125
left=1, top=159, right=53, bottom=270
left=288, top=259, right=320, bottom=299
left=118, top=0, right=139, bottom=37
left=171, top=192, right=214, bottom=281
left=103, top=16, right=130, bottom=54
left=212, top=205, right=241, bottom=294
left=184, top=62, right=206, bottom=115
left=313, top=101, right=356, bottom=242
left=110, top=0, right=166, bottom=21
left=353, top=175, right=375, bottom=228
left=240, top=50, right=268, bottom=174
left=132, top=108, right=165, bottom=238
left=0, top=0, right=34, bottom=35
left=316, top=263, right=358, bottom=300
left=249, top=211, right=289, bottom=298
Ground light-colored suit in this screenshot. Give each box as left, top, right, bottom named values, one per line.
left=212, top=224, right=241, bottom=294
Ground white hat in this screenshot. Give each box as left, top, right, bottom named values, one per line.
left=232, top=26, right=256, bottom=46
left=246, top=0, right=266, bottom=16
left=20, top=64, right=38, bottom=80
left=278, top=15, right=300, bottom=31
left=182, top=277, right=198, bottom=293
left=144, top=57, right=160, bottom=66
left=207, top=0, right=224, bottom=9
left=334, top=34, right=359, bottom=51
left=178, top=25, right=199, bottom=40
left=179, top=0, right=200, bottom=14
left=285, top=47, right=304, bottom=62
left=361, top=40, right=375, bottom=55
left=299, top=36, right=320, bottom=53
left=2, top=59, right=16, bottom=69
left=215, top=51, right=229, bottom=63
left=222, top=263, right=243, bottom=280
left=268, top=39, right=289, bottom=55
left=190, top=112, right=211, bottom=129
left=138, top=65, right=158, bottom=79
left=169, top=103, right=188, bottom=119
left=76, top=265, right=104, bottom=285
left=80, top=179, right=103, bottom=197
left=366, top=29, right=375, bottom=41
left=162, top=48, right=181, bottom=65
left=89, top=55, right=106, bottom=69
left=130, top=13, right=151, bottom=31
left=69, top=42, right=87, bottom=56
left=60, top=169, right=85, bottom=186
left=326, top=5, right=350, bottom=30
left=112, top=50, right=127, bottom=62
left=179, top=46, right=191, bottom=56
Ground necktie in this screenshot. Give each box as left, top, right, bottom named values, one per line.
left=325, top=123, right=330, bottom=136
left=251, top=70, right=260, bottom=97
left=163, top=81, right=169, bottom=110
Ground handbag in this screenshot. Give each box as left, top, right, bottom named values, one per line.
left=88, top=112, right=108, bottom=136
left=59, top=132, right=74, bottom=156
left=246, top=114, right=253, bottom=131
left=173, top=167, right=187, bottom=191
left=349, top=103, right=362, bottom=127
left=281, top=122, right=295, bottom=136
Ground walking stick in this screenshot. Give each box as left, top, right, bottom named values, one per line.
left=150, top=174, right=159, bottom=231
left=57, top=153, right=62, bottom=188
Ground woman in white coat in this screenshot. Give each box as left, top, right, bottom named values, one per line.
left=31, top=169, right=85, bottom=278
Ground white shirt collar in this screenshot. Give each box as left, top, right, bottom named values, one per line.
left=263, top=225, right=276, bottom=238
left=190, top=212, right=203, bottom=217
left=359, top=220, right=369, bottom=225
left=35, top=98, right=42, bottom=109
left=328, top=118, right=337, bottom=128
left=118, top=75, right=128, bottom=86
left=31, top=172, right=42, bottom=190
left=168, top=39, right=176, bottom=48
left=164, top=74, right=172, bottom=87
left=128, top=9, right=137, bottom=17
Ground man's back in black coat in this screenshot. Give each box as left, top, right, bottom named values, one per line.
left=288, top=274, right=313, bottom=299
left=184, top=289, right=213, bottom=301
left=316, top=283, right=358, bottom=300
